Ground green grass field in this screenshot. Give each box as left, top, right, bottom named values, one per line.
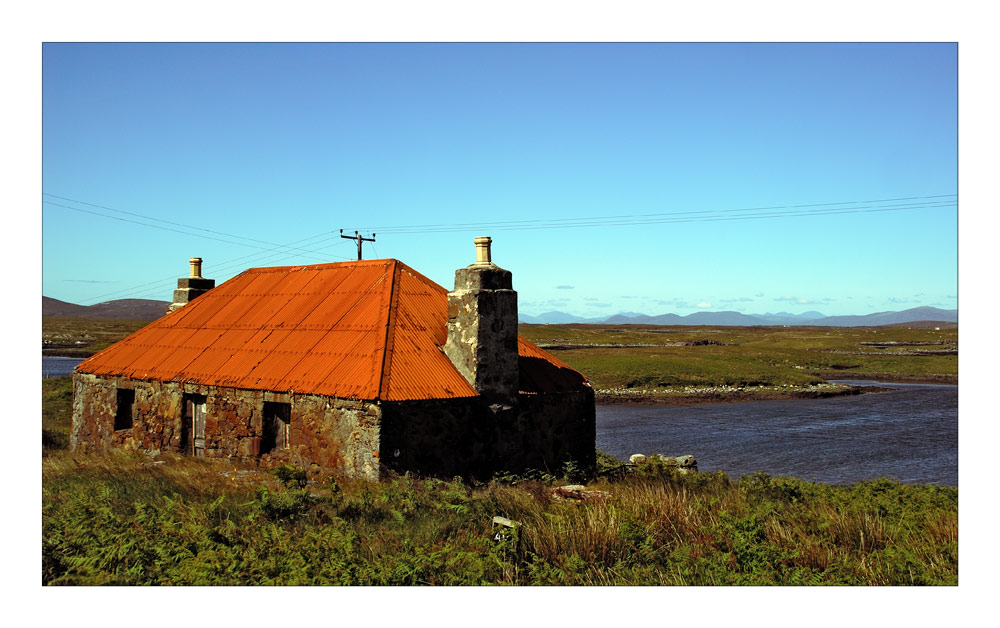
left=519, top=324, right=956, bottom=401
left=43, top=317, right=151, bottom=355
left=42, top=377, right=957, bottom=585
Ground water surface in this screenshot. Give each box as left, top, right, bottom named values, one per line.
left=43, top=356, right=84, bottom=378
left=596, top=380, right=957, bottom=486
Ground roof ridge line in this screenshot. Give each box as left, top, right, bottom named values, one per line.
left=376, top=259, right=402, bottom=400
left=244, top=258, right=398, bottom=274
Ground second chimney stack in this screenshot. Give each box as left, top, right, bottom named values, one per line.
left=167, top=256, right=216, bottom=313
left=443, top=237, right=519, bottom=404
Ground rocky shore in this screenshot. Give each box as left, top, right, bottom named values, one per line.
left=594, top=382, right=896, bottom=405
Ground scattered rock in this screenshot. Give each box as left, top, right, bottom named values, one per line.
left=628, top=453, right=698, bottom=472
left=552, top=484, right=610, bottom=502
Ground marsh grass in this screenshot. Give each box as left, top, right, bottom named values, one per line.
left=43, top=317, right=152, bottom=355
left=519, top=324, right=957, bottom=392
left=42, top=377, right=74, bottom=453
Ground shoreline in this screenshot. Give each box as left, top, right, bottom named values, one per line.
left=596, top=383, right=904, bottom=406
left=810, top=371, right=957, bottom=386
left=43, top=349, right=95, bottom=358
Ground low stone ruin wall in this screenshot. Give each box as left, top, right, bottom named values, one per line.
left=71, top=373, right=382, bottom=480
left=380, top=388, right=596, bottom=479
left=71, top=373, right=596, bottom=481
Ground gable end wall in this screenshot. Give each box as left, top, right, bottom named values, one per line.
left=380, top=388, right=595, bottom=479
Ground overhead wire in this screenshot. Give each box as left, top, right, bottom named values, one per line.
left=119, top=237, right=363, bottom=301
left=44, top=193, right=347, bottom=258
left=83, top=236, right=355, bottom=305
left=49, top=191, right=956, bottom=303
left=43, top=196, right=354, bottom=263
left=345, top=197, right=956, bottom=234
left=85, top=233, right=344, bottom=301
left=43, top=193, right=360, bottom=304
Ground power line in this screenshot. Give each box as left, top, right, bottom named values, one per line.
left=74, top=226, right=353, bottom=306
left=54, top=190, right=956, bottom=304
left=346, top=194, right=956, bottom=234
left=87, top=235, right=364, bottom=305
left=44, top=193, right=323, bottom=252
left=346, top=201, right=957, bottom=234
left=79, top=230, right=340, bottom=304
left=119, top=242, right=365, bottom=302
left=43, top=195, right=352, bottom=262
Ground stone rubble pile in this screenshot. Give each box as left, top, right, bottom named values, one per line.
left=629, top=453, right=698, bottom=473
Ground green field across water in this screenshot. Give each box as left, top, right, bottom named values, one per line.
left=518, top=324, right=956, bottom=402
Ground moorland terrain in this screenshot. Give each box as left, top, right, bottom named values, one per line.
left=42, top=374, right=957, bottom=585
left=519, top=323, right=956, bottom=403
left=41, top=318, right=958, bottom=585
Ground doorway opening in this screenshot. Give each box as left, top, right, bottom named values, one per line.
left=261, top=401, right=291, bottom=454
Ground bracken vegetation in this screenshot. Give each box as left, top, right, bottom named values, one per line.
left=42, top=376, right=957, bottom=586
left=41, top=451, right=957, bottom=585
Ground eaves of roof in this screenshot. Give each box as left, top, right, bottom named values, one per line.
left=77, top=259, right=588, bottom=400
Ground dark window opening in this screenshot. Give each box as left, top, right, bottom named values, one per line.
left=115, top=389, right=134, bottom=430
left=181, top=394, right=207, bottom=456
left=261, top=401, right=291, bottom=454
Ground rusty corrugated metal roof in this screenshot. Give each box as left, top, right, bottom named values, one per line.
left=77, top=259, right=588, bottom=400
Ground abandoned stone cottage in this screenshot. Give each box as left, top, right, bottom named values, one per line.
left=71, top=237, right=595, bottom=480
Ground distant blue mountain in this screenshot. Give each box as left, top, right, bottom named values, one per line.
left=518, top=311, right=606, bottom=324
left=811, top=307, right=957, bottom=327
left=519, top=306, right=957, bottom=327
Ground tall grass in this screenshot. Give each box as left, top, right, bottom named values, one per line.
left=42, top=451, right=957, bottom=585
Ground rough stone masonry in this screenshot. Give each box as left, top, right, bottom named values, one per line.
left=71, top=238, right=596, bottom=480
left=444, top=237, right=520, bottom=405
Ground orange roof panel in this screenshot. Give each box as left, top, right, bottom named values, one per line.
left=77, top=258, right=588, bottom=400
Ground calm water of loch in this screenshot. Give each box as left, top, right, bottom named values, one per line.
left=597, top=380, right=957, bottom=486
left=43, top=356, right=84, bottom=378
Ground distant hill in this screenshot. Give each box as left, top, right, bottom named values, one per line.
left=518, top=311, right=605, bottom=324
left=814, top=307, right=957, bottom=327
left=520, top=306, right=957, bottom=327
left=43, top=296, right=169, bottom=320
left=882, top=320, right=957, bottom=329
left=752, top=311, right=827, bottom=325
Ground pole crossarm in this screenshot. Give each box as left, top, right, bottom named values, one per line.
left=340, top=229, right=377, bottom=260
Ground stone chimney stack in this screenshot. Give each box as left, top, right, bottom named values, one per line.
left=166, top=257, right=216, bottom=313
left=444, top=237, right=519, bottom=404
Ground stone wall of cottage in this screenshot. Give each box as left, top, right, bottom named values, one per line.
left=502, top=389, right=596, bottom=474
left=72, top=373, right=594, bottom=481
left=70, top=373, right=382, bottom=480
left=380, top=388, right=596, bottom=479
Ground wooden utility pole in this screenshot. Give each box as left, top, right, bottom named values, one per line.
left=340, top=229, right=376, bottom=260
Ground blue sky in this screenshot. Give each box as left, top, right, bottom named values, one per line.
left=42, top=42, right=957, bottom=317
